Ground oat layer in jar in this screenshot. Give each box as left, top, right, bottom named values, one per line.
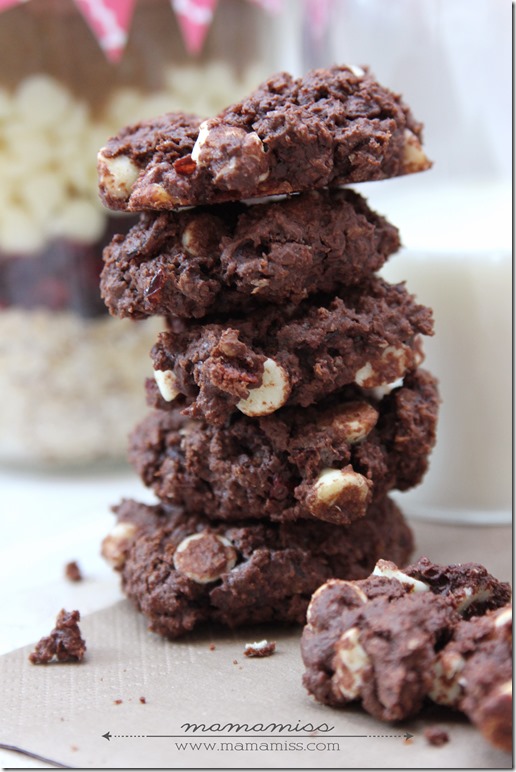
left=0, top=0, right=276, bottom=466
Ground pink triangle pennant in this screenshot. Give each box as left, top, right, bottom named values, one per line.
left=306, top=0, right=335, bottom=42
left=172, top=0, right=218, bottom=56
left=0, top=0, right=22, bottom=11
left=73, top=0, right=136, bottom=63
left=248, top=0, right=283, bottom=13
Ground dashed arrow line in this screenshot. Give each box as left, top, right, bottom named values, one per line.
left=102, top=731, right=414, bottom=741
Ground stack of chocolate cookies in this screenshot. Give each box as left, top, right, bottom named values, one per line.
left=98, top=65, right=438, bottom=639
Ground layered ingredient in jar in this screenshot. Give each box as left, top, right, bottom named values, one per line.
left=0, top=0, right=269, bottom=465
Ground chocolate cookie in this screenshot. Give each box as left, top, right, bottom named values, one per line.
left=301, top=558, right=511, bottom=722
left=431, top=605, right=512, bottom=753
left=101, top=496, right=414, bottom=639
left=131, top=369, right=438, bottom=525
left=149, top=277, right=432, bottom=425
left=100, top=189, right=400, bottom=320
left=97, top=65, right=431, bottom=211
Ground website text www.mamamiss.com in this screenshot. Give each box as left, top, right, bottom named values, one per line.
left=174, top=739, right=340, bottom=753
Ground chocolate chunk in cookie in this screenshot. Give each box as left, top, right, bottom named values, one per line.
left=131, top=369, right=438, bottom=526
left=98, top=66, right=431, bottom=211
left=148, top=277, right=432, bottom=425
left=100, top=189, right=400, bottom=320
left=301, top=559, right=510, bottom=724
left=101, top=496, right=413, bottom=639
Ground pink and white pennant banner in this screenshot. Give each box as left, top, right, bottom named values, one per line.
left=73, top=0, right=136, bottom=62
left=0, top=0, right=22, bottom=10
left=305, top=0, right=335, bottom=43
left=249, top=0, right=283, bottom=12
left=171, top=0, right=218, bottom=55
left=0, top=0, right=284, bottom=60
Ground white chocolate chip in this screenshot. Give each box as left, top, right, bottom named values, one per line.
left=334, top=627, right=371, bottom=700
left=247, top=133, right=270, bottom=182
left=403, top=129, right=431, bottom=173
left=497, top=680, right=512, bottom=697
left=237, top=358, right=291, bottom=417
left=98, top=152, right=140, bottom=201
left=245, top=639, right=269, bottom=652
left=347, top=64, right=365, bottom=78
left=372, top=560, right=430, bottom=593
left=154, top=369, right=180, bottom=402
left=324, top=401, right=379, bottom=444
left=194, top=124, right=269, bottom=187
left=365, top=377, right=404, bottom=401
left=354, top=361, right=374, bottom=388
left=414, top=339, right=426, bottom=367
left=355, top=345, right=411, bottom=389
left=17, top=171, right=65, bottom=224
left=454, top=587, right=493, bottom=615
left=429, top=651, right=466, bottom=706
left=142, top=182, right=175, bottom=207
left=0, top=205, right=45, bottom=253
left=181, top=222, right=200, bottom=255
left=14, top=74, right=71, bottom=128
left=190, top=120, right=212, bottom=163
left=312, top=467, right=370, bottom=509
left=494, top=607, right=512, bottom=629
left=49, top=199, right=105, bottom=243
left=173, top=532, right=237, bottom=584
left=306, top=579, right=368, bottom=627
left=314, top=469, right=354, bottom=506
left=101, top=522, right=137, bottom=569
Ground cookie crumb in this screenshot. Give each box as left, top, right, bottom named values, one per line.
left=70, top=745, right=79, bottom=752
left=29, top=609, right=86, bottom=664
left=64, top=560, right=83, bottom=582
left=114, top=699, right=123, bottom=705
left=233, top=659, right=238, bottom=665
left=244, top=639, right=276, bottom=658
left=209, top=643, right=216, bottom=651
left=139, top=696, right=146, bottom=704
left=424, top=727, right=450, bottom=747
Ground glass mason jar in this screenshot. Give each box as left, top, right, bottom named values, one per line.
left=0, top=0, right=279, bottom=467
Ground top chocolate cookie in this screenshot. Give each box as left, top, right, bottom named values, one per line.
left=98, top=65, right=431, bottom=211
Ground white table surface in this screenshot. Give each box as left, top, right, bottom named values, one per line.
left=0, top=465, right=154, bottom=768
left=1, top=465, right=157, bottom=656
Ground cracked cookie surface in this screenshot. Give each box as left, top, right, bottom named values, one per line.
left=301, top=558, right=511, bottom=735
left=98, top=65, right=431, bottom=211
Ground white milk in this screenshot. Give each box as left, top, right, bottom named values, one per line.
left=361, top=177, right=512, bottom=523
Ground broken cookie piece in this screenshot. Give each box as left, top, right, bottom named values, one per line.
left=29, top=609, right=86, bottom=664
left=424, top=727, right=450, bottom=747
left=301, top=559, right=511, bottom=749
left=244, top=640, right=276, bottom=658
left=64, top=560, right=83, bottom=582
left=98, top=65, right=431, bottom=211
left=430, top=605, right=512, bottom=753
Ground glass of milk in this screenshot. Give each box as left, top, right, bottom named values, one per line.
left=365, top=177, right=512, bottom=524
